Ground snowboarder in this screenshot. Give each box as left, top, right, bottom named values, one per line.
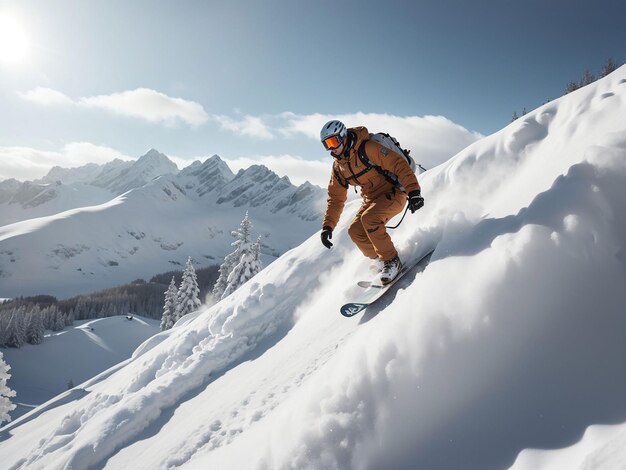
left=320, top=120, right=424, bottom=284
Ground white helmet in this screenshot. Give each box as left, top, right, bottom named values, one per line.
left=320, top=120, right=347, bottom=151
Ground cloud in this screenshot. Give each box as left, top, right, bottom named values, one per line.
left=0, top=143, right=131, bottom=182
left=79, top=88, right=209, bottom=126
left=202, top=111, right=483, bottom=168
left=224, top=154, right=330, bottom=187
left=278, top=112, right=484, bottom=170
left=17, top=87, right=209, bottom=127
left=212, top=114, right=274, bottom=140
left=16, top=88, right=480, bottom=169
left=17, top=87, right=73, bottom=105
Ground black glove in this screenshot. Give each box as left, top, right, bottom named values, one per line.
left=407, top=190, right=424, bottom=213
left=321, top=226, right=333, bottom=249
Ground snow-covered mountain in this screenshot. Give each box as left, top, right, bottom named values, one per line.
left=1, top=66, right=625, bottom=470
left=90, top=149, right=178, bottom=194
left=0, top=151, right=326, bottom=298
left=43, top=162, right=111, bottom=186
left=1, top=149, right=177, bottom=226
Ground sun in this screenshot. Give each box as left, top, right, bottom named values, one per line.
left=0, top=15, right=29, bottom=65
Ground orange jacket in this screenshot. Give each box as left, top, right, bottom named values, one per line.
left=323, top=126, right=420, bottom=230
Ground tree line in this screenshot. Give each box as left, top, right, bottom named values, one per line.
left=511, top=57, right=622, bottom=122
left=0, top=265, right=220, bottom=348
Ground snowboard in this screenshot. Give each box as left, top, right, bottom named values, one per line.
left=340, top=248, right=436, bottom=317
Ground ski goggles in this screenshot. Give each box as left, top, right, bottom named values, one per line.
left=322, top=135, right=343, bottom=151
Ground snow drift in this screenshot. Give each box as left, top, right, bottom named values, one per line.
left=1, top=67, right=626, bottom=470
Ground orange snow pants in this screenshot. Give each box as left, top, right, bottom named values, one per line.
left=348, top=190, right=406, bottom=261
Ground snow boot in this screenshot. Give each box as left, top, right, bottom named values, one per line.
left=380, top=255, right=402, bottom=285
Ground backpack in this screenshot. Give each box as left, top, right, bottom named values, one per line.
left=368, top=133, right=416, bottom=173
left=357, top=132, right=416, bottom=191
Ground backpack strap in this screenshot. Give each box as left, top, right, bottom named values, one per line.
left=357, top=141, right=401, bottom=188
left=356, top=141, right=376, bottom=172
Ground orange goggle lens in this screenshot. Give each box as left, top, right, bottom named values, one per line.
left=322, top=135, right=341, bottom=150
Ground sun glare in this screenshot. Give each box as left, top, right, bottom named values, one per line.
left=0, top=15, right=29, bottom=65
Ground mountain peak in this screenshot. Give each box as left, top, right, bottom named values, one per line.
left=134, top=149, right=178, bottom=172
left=138, top=148, right=174, bottom=165
left=206, top=154, right=224, bottom=163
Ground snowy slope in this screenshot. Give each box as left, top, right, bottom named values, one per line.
left=1, top=67, right=626, bottom=469
left=0, top=181, right=115, bottom=226
left=1, top=316, right=160, bottom=421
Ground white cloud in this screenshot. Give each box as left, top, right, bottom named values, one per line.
left=17, top=87, right=209, bottom=127
left=0, top=143, right=131, bottom=181
left=201, top=110, right=482, bottom=168
left=79, top=88, right=209, bottom=126
left=212, top=114, right=275, bottom=140
left=224, top=154, right=330, bottom=187
left=17, top=87, right=73, bottom=105
left=278, top=112, right=483, bottom=170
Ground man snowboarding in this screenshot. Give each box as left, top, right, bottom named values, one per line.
left=319, top=120, right=424, bottom=284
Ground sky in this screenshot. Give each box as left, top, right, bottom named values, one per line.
left=0, top=0, right=624, bottom=185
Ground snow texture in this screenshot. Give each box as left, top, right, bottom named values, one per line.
left=1, top=316, right=160, bottom=421
left=1, top=67, right=626, bottom=470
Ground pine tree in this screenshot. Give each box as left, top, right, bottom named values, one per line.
left=0, top=313, right=9, bottom=347
left=212, top=239, right=242, bottom=301
left=565, top=80, right=580, bottom=94
left=510, top=111, right=519, bottom=122
left=160, top=277, right=178, bottom=331
left=222, top=216, right=263, bottom=299
left=580, top=69, right=595, bottom=87
left=0, top=351, right=16, bottom=424
left=5, top=311, right=25, bottom=348
left=53, top=307, right=65, bottom=332
left=175, top=257, right=201, bottom=322
left=251, top=235, right=264, bottom=275
left=26, top=308, right=45, bottom=345
left=600, top=57, right=619, bottom=77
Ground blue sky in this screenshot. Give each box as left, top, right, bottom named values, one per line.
left=0, top=0, right=624, bottom=184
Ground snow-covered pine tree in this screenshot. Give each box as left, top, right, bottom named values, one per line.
left=222, top=215, right=263, bottom=299
left=212, top=240, right=241, bottom=300
left=160, top=276, right=178, bottom=331
left=175, top=257, right=201, bottom=322
left=251, top=235, right=264, bottom=275
left=0, top=351, right=16, bottom=425
left=0, top=313, right=9, bottom=347
left=5, top=310, right=25, bottom=348
left=26, top=307, right=45, bottom=345
left=53, top=307, right=65, bottom=332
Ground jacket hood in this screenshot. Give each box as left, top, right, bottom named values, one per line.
left=349, top=126, right=370, bottom=150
